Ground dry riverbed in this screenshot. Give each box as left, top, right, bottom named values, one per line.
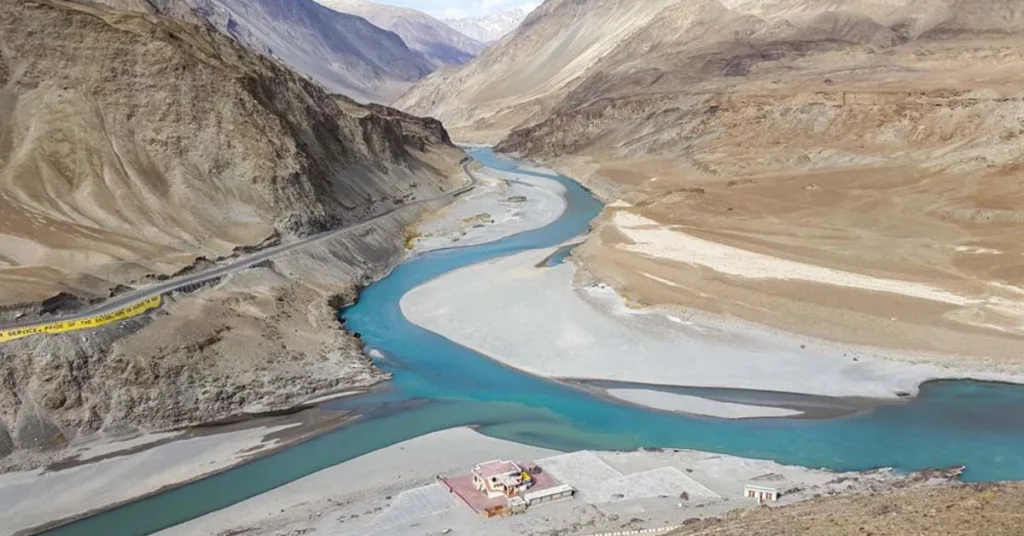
left=409, top=165, right=567, bottom=253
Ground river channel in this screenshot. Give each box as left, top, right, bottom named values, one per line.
left=46, top=148, right=1024, bottom=536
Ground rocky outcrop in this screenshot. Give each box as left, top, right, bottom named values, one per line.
left=364, top=103, right=453, bottom=149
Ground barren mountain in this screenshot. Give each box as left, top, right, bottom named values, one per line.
left=101, top=0, right=435, bottom=103
left=0, top=0, right=462, bottom=465
left=403, top=0, right=1024, bottom=365
left=317, top=0, right=485, bottom=67
left=397, top=0, right=683, bottom=140
left=443, top=6, right=532, bottom=43
left=0, top=0, right=458, bottom=306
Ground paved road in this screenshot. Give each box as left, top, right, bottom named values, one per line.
left=0, top=163, right=477, bottom=332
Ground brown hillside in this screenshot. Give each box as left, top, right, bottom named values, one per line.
left=669, top=482, right=1024, bottom=536
left=0, top=0, right=461, bottom=306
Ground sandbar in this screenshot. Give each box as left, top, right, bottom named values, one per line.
left=401, top=246, right=956, bottom=401
left=411, top=166, right=567, bottom=253
left=606, top=389, right=803, bottom=419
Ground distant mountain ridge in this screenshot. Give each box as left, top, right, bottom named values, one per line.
left=444, top=6, right=531, bottom=43
left=402, top=0, right=1024, bottom=140
left=317, top=0, right=485, bottom=67
left=99, top=0, right=435, bottom=103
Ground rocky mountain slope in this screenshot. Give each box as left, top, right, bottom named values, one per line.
left=443, top=6, right=532, bottom=43
left=397, top=0, right=682, bottom=140
left=317, top=0, right=485, bottom=67
left=669, top=481, right=1024, bottom=536
left=101, top=0, right=435, bottom=103
left=0, top=0, right=462, bottom=467
left=1, top=0, right=459, bottom=306
left=402, top=0, right=1024, bottom=365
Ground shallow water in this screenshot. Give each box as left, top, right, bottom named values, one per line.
left=541, top=242, right=581, bottom=267
left=45, top=149, right=1024, bottom=536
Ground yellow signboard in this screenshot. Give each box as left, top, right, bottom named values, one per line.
left=0, top=295, right=163, bottom=343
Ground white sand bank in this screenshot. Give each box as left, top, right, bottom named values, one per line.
left=0, top=424, right=297, bottom=535
left=69, top=430, right=184, bottom=463
left=606, top=389, right=802, bottom=419
left=412, top=166, right=567, bottom=253
left=156, top=427, right=913, bottom=536
left=613, top=212, right=1024, bottom=328
left=401, top=246, right=950, bottom=400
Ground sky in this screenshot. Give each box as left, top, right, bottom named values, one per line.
left=379, top=0, right=540, bottom=19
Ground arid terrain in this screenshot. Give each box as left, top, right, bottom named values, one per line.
left=401, top=0, right=1024, bottom=367
left=3, top=0, right=1024, bottom=533
left=317, top=0, right=485, bottom=68
left=668, top=481, right=1024, bottom=536
left=443, top=6, right=532, bottom=43
left=0, top=0, right=463, bottom=468
left=100, top=0, right=440, bottom=103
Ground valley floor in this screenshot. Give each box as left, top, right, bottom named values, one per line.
left=9, top=156, right=1020, bottom=534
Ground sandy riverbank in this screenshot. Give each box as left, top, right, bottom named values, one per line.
left=153, top=426, right=934, bottom=536
left=401, top=245, right=1024, bottom=417
left=410, top=165, right=567, bottom=253
left=0, top=417, right=315, bottom=535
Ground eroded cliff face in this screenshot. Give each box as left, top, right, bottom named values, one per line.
left=0, top=0, right=464, bottom=468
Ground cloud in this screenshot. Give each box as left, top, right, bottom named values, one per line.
left=381, top=0, right=540, bottom=19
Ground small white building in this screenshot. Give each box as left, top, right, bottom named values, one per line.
left=472, top=460, right=527, bottom=499
left=744, top=484, right=780, bottom=503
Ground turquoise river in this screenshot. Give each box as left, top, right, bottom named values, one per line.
left=47, top=148, right=1024, bottom=536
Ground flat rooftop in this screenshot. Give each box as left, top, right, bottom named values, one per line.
left=474, top=460, right=521, bottom=478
